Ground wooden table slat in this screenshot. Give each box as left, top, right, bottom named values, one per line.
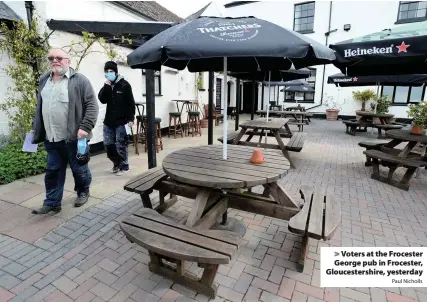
left=186, top=146, right=289, bottom=163
left=125, top=168, right=165, bottom=191
left=163, top=163, right=266, bottom=187
left=123, top=215, right=236, bottom=257
left=307, top=189, right=324, bottom=239
left=120, top=223, right=230, bottom=264
left=169, top=149, right=289, bottom=172
left=163, top=156, right=281, bottom=181
left=134, top=208, right=241, bottom=245
left=239, top=118, right=289, bottom=130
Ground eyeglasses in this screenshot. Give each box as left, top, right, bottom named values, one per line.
left=48, top=56, right=69, bottom=62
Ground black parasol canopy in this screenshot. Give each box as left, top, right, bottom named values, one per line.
left=127, top=16, right=336, bottom=72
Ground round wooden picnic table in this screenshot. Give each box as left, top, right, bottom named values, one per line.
left=163, top=144, right=290, bottom=189
left=162, top=144, right=297, bottom=229
left=386, top=129, right=427, bottom=144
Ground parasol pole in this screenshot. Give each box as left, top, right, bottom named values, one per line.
left=265, top=71, right=271, bottom=145
left=223, top=57, right=228, bottom=160
left=371, top=82, right=379, bottom=135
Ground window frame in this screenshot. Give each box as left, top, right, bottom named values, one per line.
left=380, top=85, right=426, bottom=105
left=284, top=68, right=316, bottom=104
left=293, top=1, right=315, bottom=34
left=395, top=1, right=427, bottom=24
left=142, top=70, right=162, bottom=96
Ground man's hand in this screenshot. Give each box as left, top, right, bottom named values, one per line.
left=77, top=129, right=88, bottom=139
left=105, top=81, right=111, bottom=86
left=128, top=121, right=134, bottom=127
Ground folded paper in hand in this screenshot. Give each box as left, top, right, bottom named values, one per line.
left=125, top=124, right=132, bottom=135
left=22, top=132, right=38, bottom=153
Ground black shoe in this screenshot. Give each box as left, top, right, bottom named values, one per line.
left=32, top=205, right=61, bottom=214
left=75, top=192, right=89, bottom=207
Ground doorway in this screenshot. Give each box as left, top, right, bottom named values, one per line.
left=242, top=82, right=258, bottom=114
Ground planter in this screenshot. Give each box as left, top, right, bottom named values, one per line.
left=410, top=124, right=424, bottom=135
left=200, top=119, right=209, bottom=128
left=326, top=109, right=339, bottom=121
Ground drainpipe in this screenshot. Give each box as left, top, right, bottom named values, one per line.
left=308, top=1, right=334, bottom=111
left=25, top=1, right=33, bottom=28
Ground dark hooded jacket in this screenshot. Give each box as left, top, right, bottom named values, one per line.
left=98, top=76, right=135, bottom=127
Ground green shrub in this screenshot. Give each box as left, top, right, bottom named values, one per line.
left=0, top=134, right=12, bottom=151
left=0, top=143, right=47, bottom=184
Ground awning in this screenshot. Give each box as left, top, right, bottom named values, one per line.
left=327, top=72, right=427, bottom=87
left=46, top=19, right=175, bottom=48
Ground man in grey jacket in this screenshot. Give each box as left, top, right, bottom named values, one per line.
left=31, top=48, right=99, bottom=214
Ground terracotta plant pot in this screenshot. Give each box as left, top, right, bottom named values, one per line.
left=250, top=149, right=264, bottom=164
left=326, top=109, right=339, bottom=121
left=410, top=124, right=424, bottom=135
left=200, top=119, right=208, bottom=128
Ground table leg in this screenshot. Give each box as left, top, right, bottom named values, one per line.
left=398, top=141, right=417, bottom=157
left=383, top=139, right=403, bottom=149
left=233, top=128, right=247, bottom=145
left=264, top=182, right=300, bottom=209
left=186, top=189, right=211, bottom=227
left=284, top=123, right=293, bottom=137
left=415, top=144, right=426, bottom=178
left=272, top=130, right=295, bottom=168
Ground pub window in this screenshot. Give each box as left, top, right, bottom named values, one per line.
left=397, top=1, right=427, bottom=23
left=143, top=70, right=162, bottom=96
left=294, top=2, right=315, bottom=33
left=380, top=85, right=426, bottom=104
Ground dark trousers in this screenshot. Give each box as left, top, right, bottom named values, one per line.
left=103, top=124, right=129, bottom=170
left=44, top=140, right=92, bottom=207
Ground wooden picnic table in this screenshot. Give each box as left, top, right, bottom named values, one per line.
left=162, top=144, right=300, bottom=227
left=229, top=118, right=306, bottom=168
left=364, top=129, right=427, bottom=190
left=344, top=111, right=397, bottom=136
left=258, top=110, right=310, bottom=127
left=122, top=145, right=341, bottom=294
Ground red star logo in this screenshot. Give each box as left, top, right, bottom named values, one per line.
left=352, top=77, right=358, bottom=81
left=396, top=41, right=410, bottom=53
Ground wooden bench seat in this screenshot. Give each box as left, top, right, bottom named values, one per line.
left=363, top=149, right=427, bottom=190
left=121, top=208, right=242, bottom=298
left=285, top=132, right=306, bottom=152
left=343, top=120, right=360, bottom=136
left=217, top=130, right=241, bottom=144
left=124, top=167, right=177, bottom=213
left=288, top=121, right=306, bottom=131
left=288, top=186, right=341, bottom=272
left=358, top=140, right=390, bottom=166
left=374, top=124, right=403, bottom=138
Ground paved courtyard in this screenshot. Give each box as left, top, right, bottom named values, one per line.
left=0, top=117, right=427, bottom=302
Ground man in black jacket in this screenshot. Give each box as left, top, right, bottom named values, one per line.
left=98, top=61, right=135, bottom=176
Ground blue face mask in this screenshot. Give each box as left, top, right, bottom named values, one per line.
left=77, top=137, right=87, bottom=155
left=105, top=71, right=116, bottom=82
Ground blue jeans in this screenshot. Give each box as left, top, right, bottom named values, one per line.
left=103, top=125, right=129, bottom=170
left=44, top=140, right=92, bottom=207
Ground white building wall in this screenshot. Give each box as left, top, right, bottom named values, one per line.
left=0, top=1, right=232, bottom=143
left=226, top=1, right=425, bottom=118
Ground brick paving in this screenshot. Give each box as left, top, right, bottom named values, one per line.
left=0, top=119, right=427, bottom=301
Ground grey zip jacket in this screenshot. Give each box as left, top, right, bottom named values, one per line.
left=32, top=67, right=99, bottom=144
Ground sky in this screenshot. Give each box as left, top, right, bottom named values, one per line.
left=156, top=0, right=228, bottom=19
